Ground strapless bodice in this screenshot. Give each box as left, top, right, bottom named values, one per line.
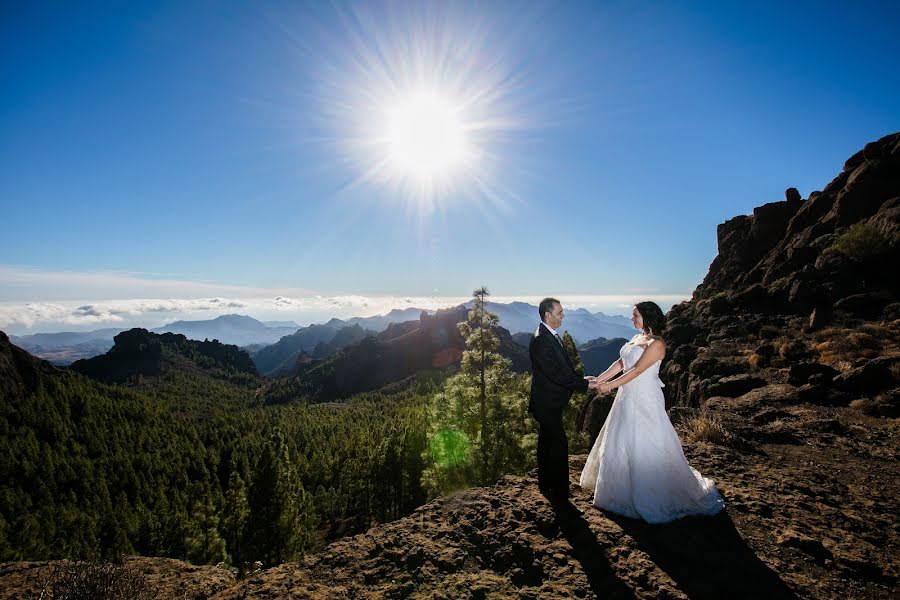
left=620, top=342, right=663, bottom=387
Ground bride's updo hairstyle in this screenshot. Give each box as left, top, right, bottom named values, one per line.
left=635, top=301, right=667, bottom=336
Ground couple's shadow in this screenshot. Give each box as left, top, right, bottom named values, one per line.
left=552, top=503, right=797, bottom=599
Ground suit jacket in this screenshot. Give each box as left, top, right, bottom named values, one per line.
left=528, top=323, right=589, bottom=421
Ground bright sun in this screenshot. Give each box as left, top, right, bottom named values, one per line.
left=384, top=91, right=469, bottom=180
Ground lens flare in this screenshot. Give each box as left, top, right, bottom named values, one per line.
left=306, top=1, right=554, bottom=213
left=429, top=427, right=470, bottom=468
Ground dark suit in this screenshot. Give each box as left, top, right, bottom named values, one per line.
left=529, top=322, right=589, bottom=499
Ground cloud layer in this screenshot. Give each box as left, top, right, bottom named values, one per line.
left=0, top=265, right=689, bottom=334
left=0, top=294, right=691, bottom=335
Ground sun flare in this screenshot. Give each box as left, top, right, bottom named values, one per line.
left=385, top=91, right=469, bottom=180
left=311, top=2, right=547, bottom=210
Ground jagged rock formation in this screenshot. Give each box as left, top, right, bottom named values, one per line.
left=70, top=328, right=259, bottom=385
left=660, top=132, right=900, bottom=410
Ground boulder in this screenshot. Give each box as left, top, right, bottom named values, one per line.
left=808, top=305, right=831, bottom=331
left=707, top=374, right=768, bottom=398
left=785, top=187, right=802, bottom=203
left=688, top=356, right=742, bottom=380
left=788, top=361, right=839, bottom=386
left=833, top=357, right=898, bottom=396
left=729, top=284, right=770, bottom=310
left=666, top=323, right=701, bottom=346
left=833, top=293, right=892, bottom=319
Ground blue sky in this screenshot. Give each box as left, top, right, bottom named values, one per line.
left=1, top=1, right=898, bottom=332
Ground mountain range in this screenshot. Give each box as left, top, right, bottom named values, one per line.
left=261, top=305, right=531, bottom=404
left=11, top=303, right=636, bottom=368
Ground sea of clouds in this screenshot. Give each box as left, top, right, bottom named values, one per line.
left=0, top=265, right=689, bottom=335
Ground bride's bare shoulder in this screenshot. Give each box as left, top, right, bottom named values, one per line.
left=648, top=336, right=666, bottom=351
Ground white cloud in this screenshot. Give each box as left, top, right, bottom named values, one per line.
left=0, top=264, right=316, bottom=301
left=0, top=293, right=692, bottom=335
left=0, top=264, right=690, bottom=335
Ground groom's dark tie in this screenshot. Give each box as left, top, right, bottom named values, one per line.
left=555, top=333, right=564, bottom=346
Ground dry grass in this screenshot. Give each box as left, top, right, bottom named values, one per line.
left=832, top=360, right=854, bottom=374
left=891, top=362, right=900, bottom=384
left=682, top=411, right=730, bottom=444
left=26, top=559, right=152, bottom=600
left=812, top=324, right=898, bottom=365
left=747, top=353, right=767, bottom=370
left=778, top=339, right=810, bottom=361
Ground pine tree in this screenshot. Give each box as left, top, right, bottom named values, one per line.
left=185, top=483, right=227, bottom=565
left=222, top=468, right=249, bottom=571
left=424, top=286, right=533, bottom=493
left=244, top=429, right=315, bottom=567
left=561, top=331, right=590, bottom=452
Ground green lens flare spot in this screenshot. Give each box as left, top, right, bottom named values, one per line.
left=429, top=428, right=470, bottom=468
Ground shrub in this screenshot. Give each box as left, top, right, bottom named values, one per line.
left=778, top=339, right=810, bottom=361
left=682, top=411, right=729, bottom=444
left=851, top=392, right=900, bottom=418
left=27, top=559, right=152, bottom=600
left=747, top=353, right=767, bottom=370
left=830, top=222, right=890, bottom=262
left=813, top=325, right=897, bottom=364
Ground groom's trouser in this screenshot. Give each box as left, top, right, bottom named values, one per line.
left=536, top=415, right=569, bottom=498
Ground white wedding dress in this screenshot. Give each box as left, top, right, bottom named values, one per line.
left=579, top=340, right=724, bottom=523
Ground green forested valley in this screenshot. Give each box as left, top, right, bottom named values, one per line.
left=1, top=294, right=591, bottom=572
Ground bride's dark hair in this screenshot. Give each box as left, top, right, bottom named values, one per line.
left=635, top=301, right=666, bottom=335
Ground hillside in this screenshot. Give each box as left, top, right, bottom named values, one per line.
left=211, top=413, right=899, bottom=599
left=70, top=328, right=259, bottom=385
left=261, top=306, right=529, bottom=404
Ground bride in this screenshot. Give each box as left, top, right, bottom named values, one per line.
left=580, top=301, right=724, bottom=523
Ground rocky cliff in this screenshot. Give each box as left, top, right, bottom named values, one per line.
left=660, top=131, right=900, bottom=412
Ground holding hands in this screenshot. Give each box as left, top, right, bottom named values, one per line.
left=585, top=376, right=611, bottom=394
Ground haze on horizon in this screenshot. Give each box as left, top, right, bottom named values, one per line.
left=2, top=1, right=898, bottom=334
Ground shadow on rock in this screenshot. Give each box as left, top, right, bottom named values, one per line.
left=553, top=503, right=636, bottom=599
left=611, top=510, right=797, bottom=599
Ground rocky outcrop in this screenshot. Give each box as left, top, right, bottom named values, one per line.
left=662, top=132, right=900, bottom=409
left=70, top=328, right=259, bottom=385
left=0, top=331, right=62, bottom=403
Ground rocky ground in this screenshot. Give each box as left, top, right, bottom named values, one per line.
left=207, top=395, right=900, bottom=600
left=3, top=390, right=896, bottom=599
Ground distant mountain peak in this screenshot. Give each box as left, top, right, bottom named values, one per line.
left=70, top=328, right=259, bottom=385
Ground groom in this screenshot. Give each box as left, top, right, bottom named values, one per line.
left=529, top=298, right=589, bottom=509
